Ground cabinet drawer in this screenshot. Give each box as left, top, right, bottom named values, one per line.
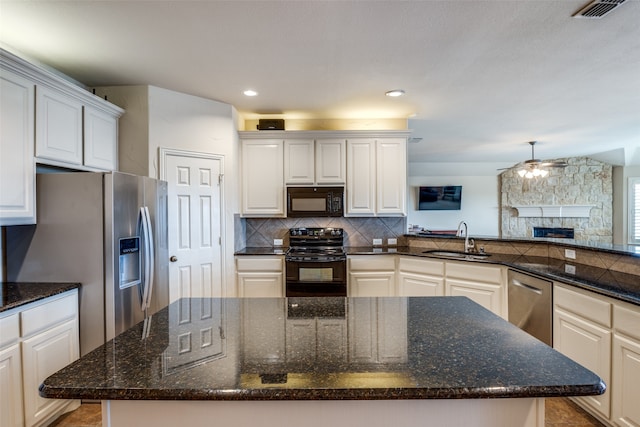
left=614, top=304, right=640, bottom=340
left=398, top=257, right=444, bottom=276
left=20, top=292, right=78, bottom=337
left=349, top=255, right=395, bottom=271
left=554, top=284, right=611, bottom=328
left=236, top=257, right=283, bottom=272
left=0, top=313, right=19, bottom=347
left=446, top=261, right=503, bottom=284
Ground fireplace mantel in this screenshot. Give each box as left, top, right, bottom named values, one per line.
left=511, top=205, right=594, bottom=218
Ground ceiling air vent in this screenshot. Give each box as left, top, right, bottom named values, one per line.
left=573, top=0, right=626, bottom=18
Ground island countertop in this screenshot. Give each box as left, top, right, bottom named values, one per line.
left=40, top=296, right=604, bottom=401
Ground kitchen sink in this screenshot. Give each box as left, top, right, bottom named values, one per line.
left=422, top=250, right=491, bottom=260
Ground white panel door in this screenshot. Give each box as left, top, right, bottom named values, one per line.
left=165, top=152, right=223, bottom=301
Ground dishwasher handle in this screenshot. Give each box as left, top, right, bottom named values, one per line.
left=510, top=279, right=544, bottom=295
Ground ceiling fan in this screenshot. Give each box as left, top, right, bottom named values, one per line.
left=503, top=141, right=568, bottom=178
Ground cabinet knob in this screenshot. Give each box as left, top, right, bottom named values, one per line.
left=170, top=256, right=178, bottom=262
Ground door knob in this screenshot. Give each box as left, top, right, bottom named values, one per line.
left=170, top=256, right=178, bottom=262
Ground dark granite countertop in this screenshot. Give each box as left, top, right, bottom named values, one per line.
left=346, top=246, right=640, bottom=306
left=0, top=282, right=80, bottom=313
left=40, top=296, right=604, bottom=401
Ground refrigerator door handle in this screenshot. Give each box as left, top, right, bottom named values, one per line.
left=143, top=206, right=155, bottom=312
left=139, top=206, right=154, bottom=312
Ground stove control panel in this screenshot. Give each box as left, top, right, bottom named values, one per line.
left=289, top=227, right=343, bottom=237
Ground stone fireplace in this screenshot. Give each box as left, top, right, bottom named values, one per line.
left=499, top=157, right=613, bottom=244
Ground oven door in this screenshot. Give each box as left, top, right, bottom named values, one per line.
left=285, top=259, right=347, bottom=297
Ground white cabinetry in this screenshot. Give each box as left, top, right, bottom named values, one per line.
left=445, top=261, right=507, bottom=318
left=346, top=138, right=406, bottom=217
left=397, top=256, right=445, bottom=296
left=83, top=105, right=119, bottom=170
left=241, top=140, right=285, bottom=217
left=612, top=303, right=640, bottom=427
left=315, top=139, right=346, bottom=184
left=284, top=138, right=346, bottom=185
left=348, top=255, right=396, bottom=297
left=0, top=313, right=22, bottom=427
left=553, top=284, right=612, bottom=421
left=0, top=289, right=80, bottom=427
left=0, top=68, right=35, bottom=226
left=35, top=85, right=84, bottom=165
left=236, top=256, right=285, bottom=297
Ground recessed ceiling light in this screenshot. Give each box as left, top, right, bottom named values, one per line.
left=385, top=89, right=405, bottom=97
left=243, top=90, right=258, bottom=97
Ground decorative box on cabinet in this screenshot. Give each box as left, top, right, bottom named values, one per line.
left=236, top=256, right=285, bottom=297
left=0, top=68, right=35, bottom=226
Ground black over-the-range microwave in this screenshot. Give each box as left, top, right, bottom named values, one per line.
left=286, top=187, right=344, bottom=217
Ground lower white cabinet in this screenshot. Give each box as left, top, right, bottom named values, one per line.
left=236, top=256, right=284, bottom=297
left=0, top=289, right=80, bottom=427
left=612, top=304, right=640, bottom=427
left=397, top=256, right=445, bottom=296
left=445, top=262, right=506, bottom=318
left=0, top=312, right=23, bottom=427
left=554, top=284, right=612, bottom=420
left=348, top=255, right=396, bottom=297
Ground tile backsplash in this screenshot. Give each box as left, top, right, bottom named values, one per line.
left=236, top=216, right=407, bottom=248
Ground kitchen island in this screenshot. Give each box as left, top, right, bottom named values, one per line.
left=40, top=296, right=604, bottom=427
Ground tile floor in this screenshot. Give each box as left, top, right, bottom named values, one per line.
left=50, top=398, right=606, bottom=427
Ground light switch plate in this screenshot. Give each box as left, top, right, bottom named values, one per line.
left=387, top=238, right=397, bottom=246
left=565, top=249, right=576, bottom=259
left=565, top=264, right=576, bottom=275
left=274, top=239, right=283, bottom=246
left=373, top=238, right=383, bottom=246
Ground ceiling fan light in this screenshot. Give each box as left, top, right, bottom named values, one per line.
left=540, top=169, right=549, bottom=177
left=525, top=171, right=534, bottom=179
left=517, top=169, right=527, bottom=177
left=532, top=168, right=542, bottom=177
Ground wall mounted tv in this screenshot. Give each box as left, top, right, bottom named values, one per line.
left=418, top=186, right=462, bottom=210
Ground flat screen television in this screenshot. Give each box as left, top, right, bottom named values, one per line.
left=418, top=186, right=462, bottom=210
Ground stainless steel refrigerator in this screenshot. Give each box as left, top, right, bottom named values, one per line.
left=6, top=171, right=169, bottom=356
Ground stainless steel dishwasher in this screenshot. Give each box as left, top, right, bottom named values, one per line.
left=507, top=270, right=553, bottom=346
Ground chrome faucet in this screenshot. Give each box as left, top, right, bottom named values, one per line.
left=456, top=221, right=475, bottom=253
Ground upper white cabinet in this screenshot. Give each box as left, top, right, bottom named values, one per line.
left=284, top=138, right=346, bottom=185
left=1, top=48, right=122, bottom=225
left=346, top=138, right=407, bottom=217
left=315, top=139, right=346, bottom=184
left=35, top=85, right=84, bottom=165
left=239, top=130, right=410, bottom=218
left=0, top=68, right=35, bottom=226
left=241, top=139, right=285, bottom=217
left=83, top=105, right=119, bottom=170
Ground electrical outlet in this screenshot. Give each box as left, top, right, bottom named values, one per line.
left=373, top=238, right=383, bottom=246
left=274, top=239, right=283, bottom=246
left=387, top=238, right=397, bottom=246
left=565, top=249, right=576, bottom=259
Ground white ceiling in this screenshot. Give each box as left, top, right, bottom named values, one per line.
left=1, top=0, right=639, bottom=167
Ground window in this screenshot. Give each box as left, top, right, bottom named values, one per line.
left=630, top=177, right=640, bottom=245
